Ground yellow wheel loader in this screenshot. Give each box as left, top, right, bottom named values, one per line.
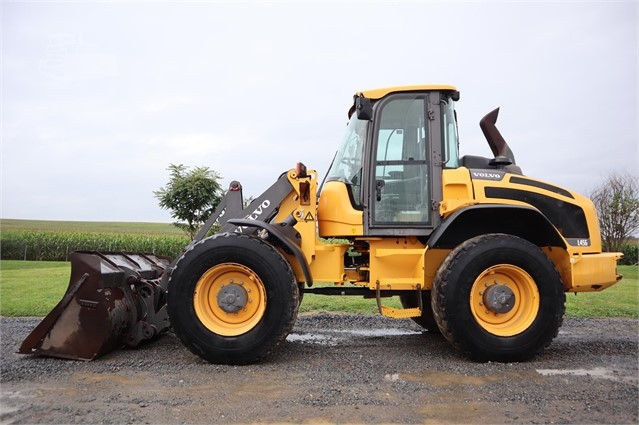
left=20, top=85, right=623, bottom=364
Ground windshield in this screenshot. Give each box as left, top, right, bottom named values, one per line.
left=325, top=114, right=368, bottom=205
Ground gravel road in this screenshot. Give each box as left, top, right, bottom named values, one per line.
left=1, top=314, right=638, bottom=424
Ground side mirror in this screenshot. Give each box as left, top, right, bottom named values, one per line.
left=355, top=95, right=373, bottom=121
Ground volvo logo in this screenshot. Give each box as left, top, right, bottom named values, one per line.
left=471, top=170, right=505, bottom=181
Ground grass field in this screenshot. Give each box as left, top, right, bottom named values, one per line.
left=1, top=261, right=636, bottom=318
left=0, top=218, right=183, bottom=235
left=0, top=261, right=71, bottom=316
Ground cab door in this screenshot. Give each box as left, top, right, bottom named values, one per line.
left=364, top=93, right=443, bottom=236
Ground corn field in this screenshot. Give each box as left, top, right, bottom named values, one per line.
left=0, top=230, right=190, bottom=261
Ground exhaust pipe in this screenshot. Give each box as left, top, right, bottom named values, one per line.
left=18, top=251, right=171, bottom=361
left=479, top=107, right=522, bottom=174
left=479, top=107, right=516, bottom=164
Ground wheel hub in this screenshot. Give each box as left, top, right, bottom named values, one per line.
left=483, top=283, right=515, bottom=314
left=217, top=282, right=247, bottom=313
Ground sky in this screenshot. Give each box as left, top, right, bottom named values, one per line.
left=1, top=1, right=637, bottom=223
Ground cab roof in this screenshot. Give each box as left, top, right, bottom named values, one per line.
left=357, top=84, right=458, bottom=100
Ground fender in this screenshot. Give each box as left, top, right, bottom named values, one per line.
left=427, top=204, right=567, bottom=250
left=227, top=218, right=313, bottom=285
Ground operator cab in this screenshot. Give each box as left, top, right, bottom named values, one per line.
left=319, top=85, right=460, bottom=238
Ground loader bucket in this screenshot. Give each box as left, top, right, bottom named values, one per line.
left=19, top=251, right=171, bottom=361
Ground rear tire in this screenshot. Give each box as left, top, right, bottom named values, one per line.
left=399, top=291, right=440, bottom=333
left=167, top=233, right=299, bottom=365
left=432, top=234, right=565, bottom=362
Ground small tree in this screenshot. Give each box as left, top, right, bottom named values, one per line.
left=589, top=171, right=639, bottom=253
left=154, top=164, right=223, bottom=239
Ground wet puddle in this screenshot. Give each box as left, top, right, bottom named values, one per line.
left=536, top=367, right=637, bottom=383
left=382, top=370, right=536, bottom=387
left=379, top=368, right=637, bottom=387
left=286, top=333, right=337, bottom=345
left=287, top=328, right=421, bottom=345
left=333, top=328, right=422, bottom=337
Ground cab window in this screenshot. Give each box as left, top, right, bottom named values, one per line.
left=442, top=97, right=460, bottom=168
left=373, top=97, right=430, bottom=224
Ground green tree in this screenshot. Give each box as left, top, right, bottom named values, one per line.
left=589, top=171, right=639, bottom=253
left=154, top=164, right=223, bottom=239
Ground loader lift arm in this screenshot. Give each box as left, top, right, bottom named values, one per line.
left=192, top=167, right=313, bottom=285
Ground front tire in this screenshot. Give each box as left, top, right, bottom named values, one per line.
left=167, top=233, right=299, bottom=365
left=432, top=234, right=565, bottom=362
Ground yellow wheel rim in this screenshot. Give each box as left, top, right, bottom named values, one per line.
left=469, top=264, right=539, bottom=337
left=193, top=263, right=267, bottom=336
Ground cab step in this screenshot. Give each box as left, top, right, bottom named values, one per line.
left=376, top=281, right=423, bottom=318
left=379, top=305, right=422, bottom=318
